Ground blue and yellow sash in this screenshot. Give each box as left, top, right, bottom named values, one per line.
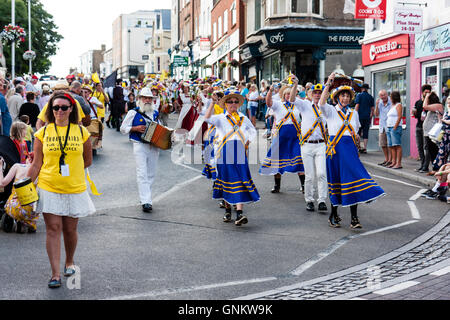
left=300, top=103, right=328, bottom=145
left=326, top=109, right=357, bottom=158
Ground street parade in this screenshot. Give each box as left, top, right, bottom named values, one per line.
left=0, top=0, right=449, bottom=305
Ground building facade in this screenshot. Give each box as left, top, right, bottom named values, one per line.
left=112, top=11, right=158, bottom=80
left=240, top=0, right=364, bottom=86
left=79, top=45, right=106, bottom=76
left=145, top=9, right=172, bottom=75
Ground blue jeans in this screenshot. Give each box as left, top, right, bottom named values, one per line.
left=386, top=126, right=402, bottom=147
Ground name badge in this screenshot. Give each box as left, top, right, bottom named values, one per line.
left=61, top=164, right=70, bottom=177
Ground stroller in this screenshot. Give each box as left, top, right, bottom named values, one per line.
left=0, top=135, right=21, bottom=233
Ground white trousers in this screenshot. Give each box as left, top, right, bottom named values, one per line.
left=301, top=142, right=328, bottom=203
left=133, top=142, right=160, bottom=205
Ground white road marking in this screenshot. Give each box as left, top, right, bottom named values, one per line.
left=153, top=175, right=203, bottom=204
left=430, top=265, right=450, bottom=276
left=373, top=281, right=420, bottom=295
left=290, top=220, right=418, bottom=276
left=370, top=174, right=423, bottom=189
left=407, top=201, right=422, bottom=220
left=105, top=277, right=278, bottom=300
left=410, top=189, right=428, bottom=201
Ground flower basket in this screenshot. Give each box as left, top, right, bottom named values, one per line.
left=228, top=59, right=239, bottom=68
left=0, top=24, right=26, bottom=48
left=201, top=64, right=212, bottom=69
left=219, top=61, right=228, bottom=70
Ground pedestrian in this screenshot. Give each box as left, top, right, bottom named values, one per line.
left=412, top=84, right=432, bottom=172
left=319, top=72, right=385, bottom=229
left=39, top=84, right=52, bottom=111
left=375, top=90, right=392, bottom=166
left=27, top=92, right=95, bottom=288
left=10, top=121, right=30, bottom=164
left=354, top=83, right=374, bottom=154
left=69, top=82, right=91, bottom=127
left=421, top=162, right=450, bottom=200
left=19, top=115, right=34, bottom=152
left=8, top=85, right=25, bottom=122
left=0, top=153, right=39, bottom=233
left=19, top=92, right=40, bottom=128
left=239, top=81, right=249, bottom=116
left=290, top=80, right=329, bottom=212
left=204, top=87, right=260, bottom=226
left=386, top=91, right=404, bottom=169
left=25, top=75, right=40, bottom=105
left=109, top=79, right=126, bottom=131
left=431, top=96, right=450, bottom=172
left=91, top=82, right=109, bottom=123
left=120, top=87, right=160, bottom=213
left=125, top=92, right=136, bottom=113
left=0, top=77, right=12, bottom=136
left=261, top=84, right=305, bottom=194
left=247, top=84, right=260, bottom=126
left=174, top=83, right=196, bottom=131
left=422, top=92, right=444, bottom=174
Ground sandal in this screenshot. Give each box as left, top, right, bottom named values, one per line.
left=378, top=161, right=387, bottom=166
left=64, top=265, right=76, bottom=277
left=48, top=277, right=61, bottom=289
left=382, top=161, right=392, bottom=167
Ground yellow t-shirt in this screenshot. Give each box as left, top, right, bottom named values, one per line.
left=24, top=125, right=34, bottom=142
left=38, top=101, right=85, bottom=123
left=35, top=124, right=90, bottom=194
left=91, top=90, right=107, bottom=118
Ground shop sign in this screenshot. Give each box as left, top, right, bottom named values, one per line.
left=355, top=0, right=387, bottom=20
left=200, top=38, right=211, bottom=51
left=394, top=8, right=423, bottom=34
left=362, top=34, right=409, bottom=66
left=415, top=23, right=450, bottom=59
left=173, top=56, right=189, bottom=67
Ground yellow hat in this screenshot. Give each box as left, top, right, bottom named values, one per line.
left=331, top=85, right=355, bottom=103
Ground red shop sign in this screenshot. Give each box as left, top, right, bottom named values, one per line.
left=355, top=0, right=387, bottom=20
left=362, top=34, right=410, bottom=66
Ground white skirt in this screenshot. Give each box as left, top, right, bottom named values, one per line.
left=36, top=188, right=96, bottom=218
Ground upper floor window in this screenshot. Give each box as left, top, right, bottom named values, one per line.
left=218, top=16, right=223, bottom=38
left=291, top=0, right=307, bottom=13
left=224, top=10, right=229, bottom=33
left=272, top=0, right=322, bottom=16
left=231, top=1, right=237, bottom=26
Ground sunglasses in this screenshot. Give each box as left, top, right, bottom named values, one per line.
left=52, top=105, right=70, bottom=111
left=226, top=100, right=240, bottom=104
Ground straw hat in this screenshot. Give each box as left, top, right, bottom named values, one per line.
left=138, top=87, right=155, bottom=98
left=331, top=85, right=355, bottom=103
left=219, top=87, right=244, bottom=107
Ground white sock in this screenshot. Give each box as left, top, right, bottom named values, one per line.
left=432, top=181, right=440, bottom=192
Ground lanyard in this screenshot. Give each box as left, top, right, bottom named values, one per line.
left=55, top=123, right=71, bottom=173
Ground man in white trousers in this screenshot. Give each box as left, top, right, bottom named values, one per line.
left=120, top=87, right=160, bottom=213
left=290, top=78, right=329, bottom=212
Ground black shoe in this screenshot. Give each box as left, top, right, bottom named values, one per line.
left=318, top=202, right=328, bottom=212
left=301, top=185, right=305, bottom=194
left=306, top=202, right=315, bottom=212
left=414, top=167, right=424, bottom=172
left=16, top=221, right=25, bottom=234
left=437, top=186, right=448, bottom=195
left=419, top=169, right=429, bottom=173
left=142, top=204, right=152, bottom=213
left=219, top=200, right=226, bottom=208
left=420, top=189, right=433, bottom=197
left=271, top=186, right=280, bottom=193
left=426, top=191, right=439, bottom=200
left=438, top=194, right=448, bottom=202
left=328, top=214, right=341, bottom=228
left=106, top=121, right=111, bottom=128
left=350, top=217, right=362, bottom=229
left=223, top=212, right=232, bottom=223
left=235, top=214, right=248, bottom=226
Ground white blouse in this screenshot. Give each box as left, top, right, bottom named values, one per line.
left=205, top=112, right=257, bottom=144
left=319, top=103, right=361, bottom=137
left=294, top=98, right=327, bottom=141
left=270, top=100, right=301, bottom=127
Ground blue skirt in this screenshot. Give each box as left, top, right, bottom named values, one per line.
left=327, top=136, right=385, bottom=207
left=213, top=140, right=260, bottom=205
left=202, top=127, right=217, bottom=181
left=259, top=124, right=304, bottom=175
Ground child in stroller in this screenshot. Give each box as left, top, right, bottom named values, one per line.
left=0, top=154, right=38, bottom=233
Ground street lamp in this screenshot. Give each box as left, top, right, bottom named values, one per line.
left=28, top=0, right=32, bottom=74
left=11, top=0, right=15, bottom=79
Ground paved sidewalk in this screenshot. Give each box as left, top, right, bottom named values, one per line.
left=359, top=151, right=435, bottom=188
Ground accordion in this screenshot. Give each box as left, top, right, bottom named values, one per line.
left=141, top=121, right=173, bottom=150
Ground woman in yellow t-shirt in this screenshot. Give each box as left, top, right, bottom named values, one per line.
left=91, top=82, right=109, bottom=122
left=27, top=92, right=95, bottom=289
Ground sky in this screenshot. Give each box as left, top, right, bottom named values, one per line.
left=40, top=0, right=171, bottom=77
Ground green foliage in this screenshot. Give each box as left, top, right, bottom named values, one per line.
left=0, top=0, right=63, bottom=75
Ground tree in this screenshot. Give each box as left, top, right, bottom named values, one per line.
left=0, top=0, right=63, bottom=75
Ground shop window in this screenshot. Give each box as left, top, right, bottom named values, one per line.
left=263, top=57, right=272, bottom=83
left=441, top=60, right=450, bottom=101
left=271, top=54, right=281, bottom=82
left=281, top=52, right=296, bottom=80
left=372, top=67, right=407, bottom=129
left=291, top=0, right=307, bottom=13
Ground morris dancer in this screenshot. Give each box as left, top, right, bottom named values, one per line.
left=289, top=79, right=329, bottom=212
left=120, top=87, right=160, bottom=213
left=204, top=88, right=260, bottom=226
left=319, top=73, right=385, bottom=229
left=174, top=83, right=197, bottom=132
left=260, top=84, right=305, bottom=194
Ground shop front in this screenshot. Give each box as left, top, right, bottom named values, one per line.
left=241, top=27, right=364, bottom=86
left=362, top=34, right=411, bottom=154
left=209, top=29, right=241, bottom=82
left=409, top=23, right=450, bottom=158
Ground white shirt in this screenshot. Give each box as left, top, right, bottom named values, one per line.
left=206, top=112, right=257, bottom=144
left=248, top=91, right=259, bottom=107
left=294, top=98, right=327, bottom=141
left=319, top=103, right=361, bottom=137
left=200, top=95, right=212, bottom=115
left=270, top=100, right=301, bottom=127
left=386, top=103, right=401, bottom=128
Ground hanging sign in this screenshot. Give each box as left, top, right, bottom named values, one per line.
left=394, top=7, right=423, bottom=34
left=355, top=0, right=387, bottom=20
